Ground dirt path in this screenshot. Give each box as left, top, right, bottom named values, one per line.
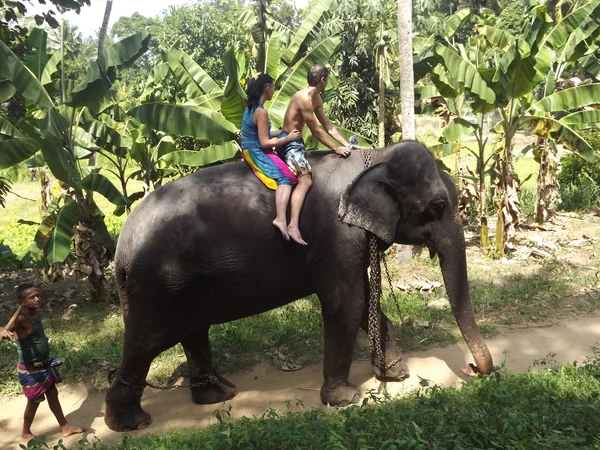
left=1, top=314, right=599, bottom=449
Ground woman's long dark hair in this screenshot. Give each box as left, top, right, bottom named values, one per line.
left=247, top=74, right=274, bottom=111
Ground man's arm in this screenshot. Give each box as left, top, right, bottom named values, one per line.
left=13, top=315, right=32, bottom=340
left=0, top=326, right=13, bottom=340
left=301, top=99, right=349, bottom=156
left=314, top=103, right=349, bottom=148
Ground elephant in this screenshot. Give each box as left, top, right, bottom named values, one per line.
left=104, top=140, right=494, bottom=432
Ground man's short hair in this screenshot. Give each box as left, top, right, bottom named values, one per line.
left=307, top=64, right=329, bottom=86
left=17, top=281, right=37, bottom=303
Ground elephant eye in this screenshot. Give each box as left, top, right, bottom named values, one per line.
left=426, top=199, right=446, bottom=220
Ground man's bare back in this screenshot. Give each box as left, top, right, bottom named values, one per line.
left=282, top=87, right=322, bottom=134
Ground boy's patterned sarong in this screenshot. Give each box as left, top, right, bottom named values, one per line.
left=17, top=359, right=62, bottom=403
left=242, top=148, right=297, bottom=190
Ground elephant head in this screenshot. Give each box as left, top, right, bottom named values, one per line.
left=339, top=141, right=493, bottom=375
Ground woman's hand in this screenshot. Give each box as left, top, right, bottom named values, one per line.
left=286, top=129, right=301, bottom=142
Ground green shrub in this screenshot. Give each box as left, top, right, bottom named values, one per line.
left=519, top=187, right=536, bottom=218
left=559, top=179, right=600, bottom=211
left=0, top=163, right=32, bottom=183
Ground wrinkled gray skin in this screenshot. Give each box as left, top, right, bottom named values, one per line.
left=104, top=141, right=493, bottom=432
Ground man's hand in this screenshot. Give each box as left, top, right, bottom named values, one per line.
left=334, top=146, right=351, bottom=158
left=0, top=326, right=13, bottom=340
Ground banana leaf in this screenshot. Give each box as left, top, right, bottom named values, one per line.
left=544, top=0, right=600, bottom=50
left=167, top=48, right=222, bottom=97
left=430, top=143, right=461, bottom=156
left=159, top=141, right=240, bottom=167
left=530, top=84, right=600, bottom=114
left=581, top=54, right=600, bottom=81
left=70, top=32, right=151, bottom=115
left=128, top=103, right=239, bottom=142
left=0, top=80, right=16, bottom=102
left=31, top=197, right=61, bottom=256
left=41, top=51, right=62, bottom=86
left=268, top=36, right=341, bottom=129
left=0, top=117, right=24, bottom=138
left=478, top=25, right=516, bottom=50
left=24, top=28, right=49, bottom=81
left=435, top=44, right=496, bottom=105
left=221, top=49, right=247, bottom=129
left=265, top=31, right=282, bottom=79
left=0, top=138, right=40, bottom=169
left=281, top=0, right=331, bottom=65
left=77, top=173, right=127, bottom=206
left=87, top=120, right=132, bottom=155
left=559, top=109, right=600, bottom=129
left=442, top=117, right=478, bottom=143
left=444, top=9, right=471, bottom=39
left=47, top=199, right=79, bottom=264
left=187, top=92, right=224, bottom=110
left=0, top=39, right=54, bottom=108
left=520, top=115, right=598, bottom=162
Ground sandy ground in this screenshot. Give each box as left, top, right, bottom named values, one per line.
left=1, top=313, right=599, bottom=449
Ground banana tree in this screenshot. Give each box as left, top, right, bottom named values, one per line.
left=424, top=2, right=600, bottom=254
left=0, top=29, right=150, bottom=300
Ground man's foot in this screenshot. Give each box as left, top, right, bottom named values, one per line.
left=61, top=424, right=86, bottom=437
left=273, top=219, right=290, bottom=240
left=287, top=225, right=308, bottom=245
left=21, top=432, right=36, bottom=443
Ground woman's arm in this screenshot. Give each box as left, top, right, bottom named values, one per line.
left=255, top=109, right=300, bottom=148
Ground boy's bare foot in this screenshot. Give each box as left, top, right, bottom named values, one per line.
left=287, top=225, right=308, bottom=245
left=21, top=432, right=36, bottom=443
left=61, top=424, right=86, bottom=437
left=273, top=219, right=290, bottom=240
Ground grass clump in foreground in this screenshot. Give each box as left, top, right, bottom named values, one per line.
left=26, top=349, right=600, bottom=450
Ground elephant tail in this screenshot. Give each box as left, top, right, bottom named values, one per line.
left=115, top=263, right=129, bottom=317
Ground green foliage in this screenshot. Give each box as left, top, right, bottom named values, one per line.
left=558, top=129, right=600, bottom=210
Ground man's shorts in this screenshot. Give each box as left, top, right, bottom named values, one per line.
left=277, top=133, right=312, bottom=177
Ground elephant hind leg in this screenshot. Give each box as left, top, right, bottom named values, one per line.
left=181, top=326, right=237, bottom=404
left=105, top=329, right=177, bottom=432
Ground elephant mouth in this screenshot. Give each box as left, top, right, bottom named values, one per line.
left=425, top=239, right=437, bottom=259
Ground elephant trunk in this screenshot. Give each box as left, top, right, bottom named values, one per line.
left=431, top=217, right=494, bottom=374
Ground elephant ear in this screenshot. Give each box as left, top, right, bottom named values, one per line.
left=338, top=162, right=399, bottom=245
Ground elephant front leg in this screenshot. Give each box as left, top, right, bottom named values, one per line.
left=318, top=280, right=366, bottom=407
left=181, top=326, right=237, bottom=404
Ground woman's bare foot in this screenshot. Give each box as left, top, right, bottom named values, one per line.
left=287, top=225, right=308, bottom=245
left=21, top=432, right=36, bottom=443
left=273, top=218, right=290, bottom=240
left=61, top=424, right=86, bottom=437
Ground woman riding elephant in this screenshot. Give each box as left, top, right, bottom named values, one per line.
left=104, top=140, right=494, bottom=432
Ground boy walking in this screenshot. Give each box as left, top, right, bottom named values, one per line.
left=0, top=282, right=85, bottom=443
left=277, top=64, right=351, bottom=245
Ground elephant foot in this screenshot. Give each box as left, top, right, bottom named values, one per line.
left=372, top=355, right=410, bottom=381
left=104, top=405, right=152, bottom=432
left=320, top=382, right=361, bottom=406
left=190, top=372, right=237, bottom=404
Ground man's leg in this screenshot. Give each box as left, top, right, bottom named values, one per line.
left=22, top=399, right=39, bottom=442
left=273, top=184, right=292, bottom=240
left=46, top=385, right=85, bottom=437
left=288, top=174, right=312, bottom=245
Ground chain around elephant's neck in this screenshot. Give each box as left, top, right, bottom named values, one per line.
left=361, top=147, right=402, bottom=373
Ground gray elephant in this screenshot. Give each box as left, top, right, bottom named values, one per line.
left=104, top=140, right=493, bottom=432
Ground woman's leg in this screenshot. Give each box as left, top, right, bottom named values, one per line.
left=273, top=184, right=292, bottom=240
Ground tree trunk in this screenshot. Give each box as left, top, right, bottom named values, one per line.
left=494, top=131, right=520, bottom=255
left=97, top=0, right=113, bottom=57
left=378, top=24, right=386, bottom=148
left=535, top=137, right=559, bottom=224
left=397, top=0, right=415, bottom=140
left=91, top=0, right=113, bottom=170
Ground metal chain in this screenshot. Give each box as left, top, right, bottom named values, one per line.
left=361, top=147, right=401, bottom=372
left=112, top=369, right=219, bottom=392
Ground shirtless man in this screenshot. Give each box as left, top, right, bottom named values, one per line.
left=277, top=64, right=351, bottom=245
